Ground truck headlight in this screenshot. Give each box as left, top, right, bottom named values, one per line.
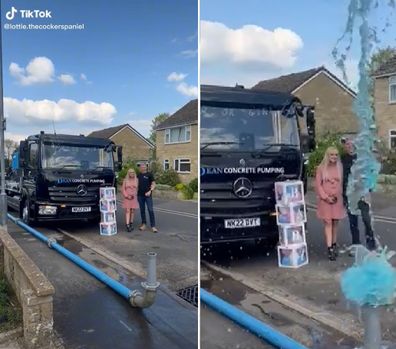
left=38, top=205, right=57, bottom=215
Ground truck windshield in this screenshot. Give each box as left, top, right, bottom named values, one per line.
left=201, top=105, right=299, bottom=151
left=41, top=143, right=113, bottom=170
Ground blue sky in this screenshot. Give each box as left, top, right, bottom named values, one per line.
left=201, top=0, right=396, bottom=88
left=2, top=0, right=198, bottom=141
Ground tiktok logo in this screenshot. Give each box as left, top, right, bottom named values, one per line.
left=6, top=7, right=17, bottom=20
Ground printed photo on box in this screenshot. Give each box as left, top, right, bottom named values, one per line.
left=100, top=199, right=117, bottom=212
left=296, top=244, right=308, bottom=265
left=109, top=222, right=117, bottom=235
left=292, top=203, right=306, bottom=224
left=102, top=212, right=116, bottom=223
left=278, top=247, right=294, bottom=267
left=279, top=224, right=305, bottom=245
left=286, top=225, right=305, bottom=244
left=100, top=187, right=116, bottom=200
left=285, top=182, right=303, bottom=204
left=276, top=205, right=291, bottom=224
left=275, top=182, right=284, bottom=203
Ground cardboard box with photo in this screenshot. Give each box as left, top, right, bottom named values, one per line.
left=100, top=199, right=117, bottom=212
left=274, top=180, right=304, bottom=205
left=102, top=211, right=116, bottom=223
left=100, top=187, right=116, bottom=200
left=100, top=222, right=117, bottom=236
left=279, top=224, right=306, bottom=246
left=278, top=243, right=309, bottom=268
left=277, top=202, right=307, bottom=225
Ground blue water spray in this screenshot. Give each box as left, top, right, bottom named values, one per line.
left=333, top=1, right=396, bottom=347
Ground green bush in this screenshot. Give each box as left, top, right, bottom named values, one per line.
left=149, top=160, right=163, bottom=179
left=188, top=178, right=198, bottom=193
left=157, top=169, right=180, bottom=187
left=118, top=161, right=139, bottom=183
left=380, top=151, right=396, bottom=175
left=0, top=278, right=22, bottom=331
left=181, top=185, right=194, bottom=200
left=307, top=134, right=345, bottom=177
left=175, top=183, right=185, bottom=191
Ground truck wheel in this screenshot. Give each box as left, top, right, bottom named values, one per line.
left=21, top=198, right=34, bottom=225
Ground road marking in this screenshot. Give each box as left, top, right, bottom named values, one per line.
left=119, top=320, right=133, bottom=332
left=202, top=261, right=363, bottom=341
left=306, top=205, right=396, bottom=224
left=116, top=200, right=198, bottom=219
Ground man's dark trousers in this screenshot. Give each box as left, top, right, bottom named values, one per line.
left=138, top=195, right=156, bottom=227
left=347, top=200, right=376, bottom=251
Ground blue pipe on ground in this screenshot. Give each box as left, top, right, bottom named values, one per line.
left=7, top=213, right=132, bottom=300
left=201, top=288, right=308, bottom=349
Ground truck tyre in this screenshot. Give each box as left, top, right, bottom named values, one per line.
left=21, top=198, right=35, bottom=226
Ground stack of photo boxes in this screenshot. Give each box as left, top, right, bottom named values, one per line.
left=275, top=180, right=308, bottom=268
left=99, top=187, right=117, bottom=236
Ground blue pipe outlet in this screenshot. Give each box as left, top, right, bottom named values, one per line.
left=201, top=288, right=308, bottom=349
left=7, top=213, right=131, bottom=300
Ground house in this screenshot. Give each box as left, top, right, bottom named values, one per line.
left=88, top=124, right=154, bottom=163
left=252, top=66, right=358, bottom=137
left=155, top=100, right=198, bottom=183
left=373, top=55, right=396, bottom=149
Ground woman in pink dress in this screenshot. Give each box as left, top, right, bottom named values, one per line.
left=122, top=169, right=139, bottom=232
left=315, top=146, right=346, bottom=261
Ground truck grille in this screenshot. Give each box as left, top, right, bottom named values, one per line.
left=48, top=186, right=99, bottom=204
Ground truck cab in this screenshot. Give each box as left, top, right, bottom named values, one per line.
left=200, top=85, right=315, bottom=245
left=6, top=132, right=122, bottom=224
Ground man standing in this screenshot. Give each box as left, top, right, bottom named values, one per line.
left=137, top=163, right=158, bottom=233
left=341, top=139, right=376, bottom=252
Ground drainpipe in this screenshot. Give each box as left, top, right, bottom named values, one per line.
left=201, top=289, right=309, bottom=349
left=7, top=214, right=160, bottom=308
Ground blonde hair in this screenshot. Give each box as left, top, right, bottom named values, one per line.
left=318, top=146, right=342, bottom=181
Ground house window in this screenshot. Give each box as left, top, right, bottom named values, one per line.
left=390, top=130, right=396, bottom=149
left=164, top=126, right=191, bottom=144
left=163, top=159, right=170, bottom=170
left=174, top=158, right=191, bottom=173
left=390, top=75, right=396, bottom=103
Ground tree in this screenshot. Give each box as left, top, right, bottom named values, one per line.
left=149, top=113, right=170, bottom=145
left=369, top=46, right=396, bottom=75
left=4, top=139, right=17, bottom=161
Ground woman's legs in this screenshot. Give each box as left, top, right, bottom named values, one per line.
left=324, top=219, right=333, bottom=247
left=130, top=209, right=134, bottom=224
left=125, top=209, right=131, bottom=225
left=332, top=220, right=339, bottom=245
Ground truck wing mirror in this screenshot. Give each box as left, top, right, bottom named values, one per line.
left=19, top=141, right=27, bottom=167
left=115, top=146, right=123, bottom=171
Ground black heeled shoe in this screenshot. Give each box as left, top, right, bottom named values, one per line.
left=129, top=223, right=134, bottom=231
left=332, top=243, right=338, bottom=257
left=126, top=224, right=131, bottom=232
left=328, top=247, right=336, bottom=261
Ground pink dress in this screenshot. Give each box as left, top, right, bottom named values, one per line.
left=122, top=179, right=138, bottom=209
left=315, top=165, right=346, bottom=221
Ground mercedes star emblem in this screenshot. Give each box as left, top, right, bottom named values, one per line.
left=76, top=184, right=88, bottom=196
left=239, top=158, right=246, bottom=167
left=233, top=177, right=253, bottom=198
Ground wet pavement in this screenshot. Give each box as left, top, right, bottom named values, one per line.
left=201, top=189, right=396, bottom=346
left=201, top=270, right=358, bottom=349
left=7, top=220, right=197, bottom=349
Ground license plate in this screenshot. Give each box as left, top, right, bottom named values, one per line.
left=224, top=218, right=261, bottom=229
left=72, top=207, right=91, bottom=213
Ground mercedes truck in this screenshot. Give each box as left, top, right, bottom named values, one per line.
left=5, top=132, right=122, bottom=224
left=200, top=85, right=315, bottom=245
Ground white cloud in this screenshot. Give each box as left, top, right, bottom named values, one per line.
left=176, top=82, right=198, bottom=98
left=5, top=131, right=26, bottom=143
left=80, top=73, right=87, bottom=81
left=201, top=21, right=303, bottom=68
left=167, top=72, right=187, bottom=82
left=9, top=57, right=55, bottom=85
left=127, top=119, right=152, bottom=137
left=4, top=97, right=116, bottom=127
left=58, top=74, right=76, bottom=85
left=181, top=49, right=198, bottom=58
